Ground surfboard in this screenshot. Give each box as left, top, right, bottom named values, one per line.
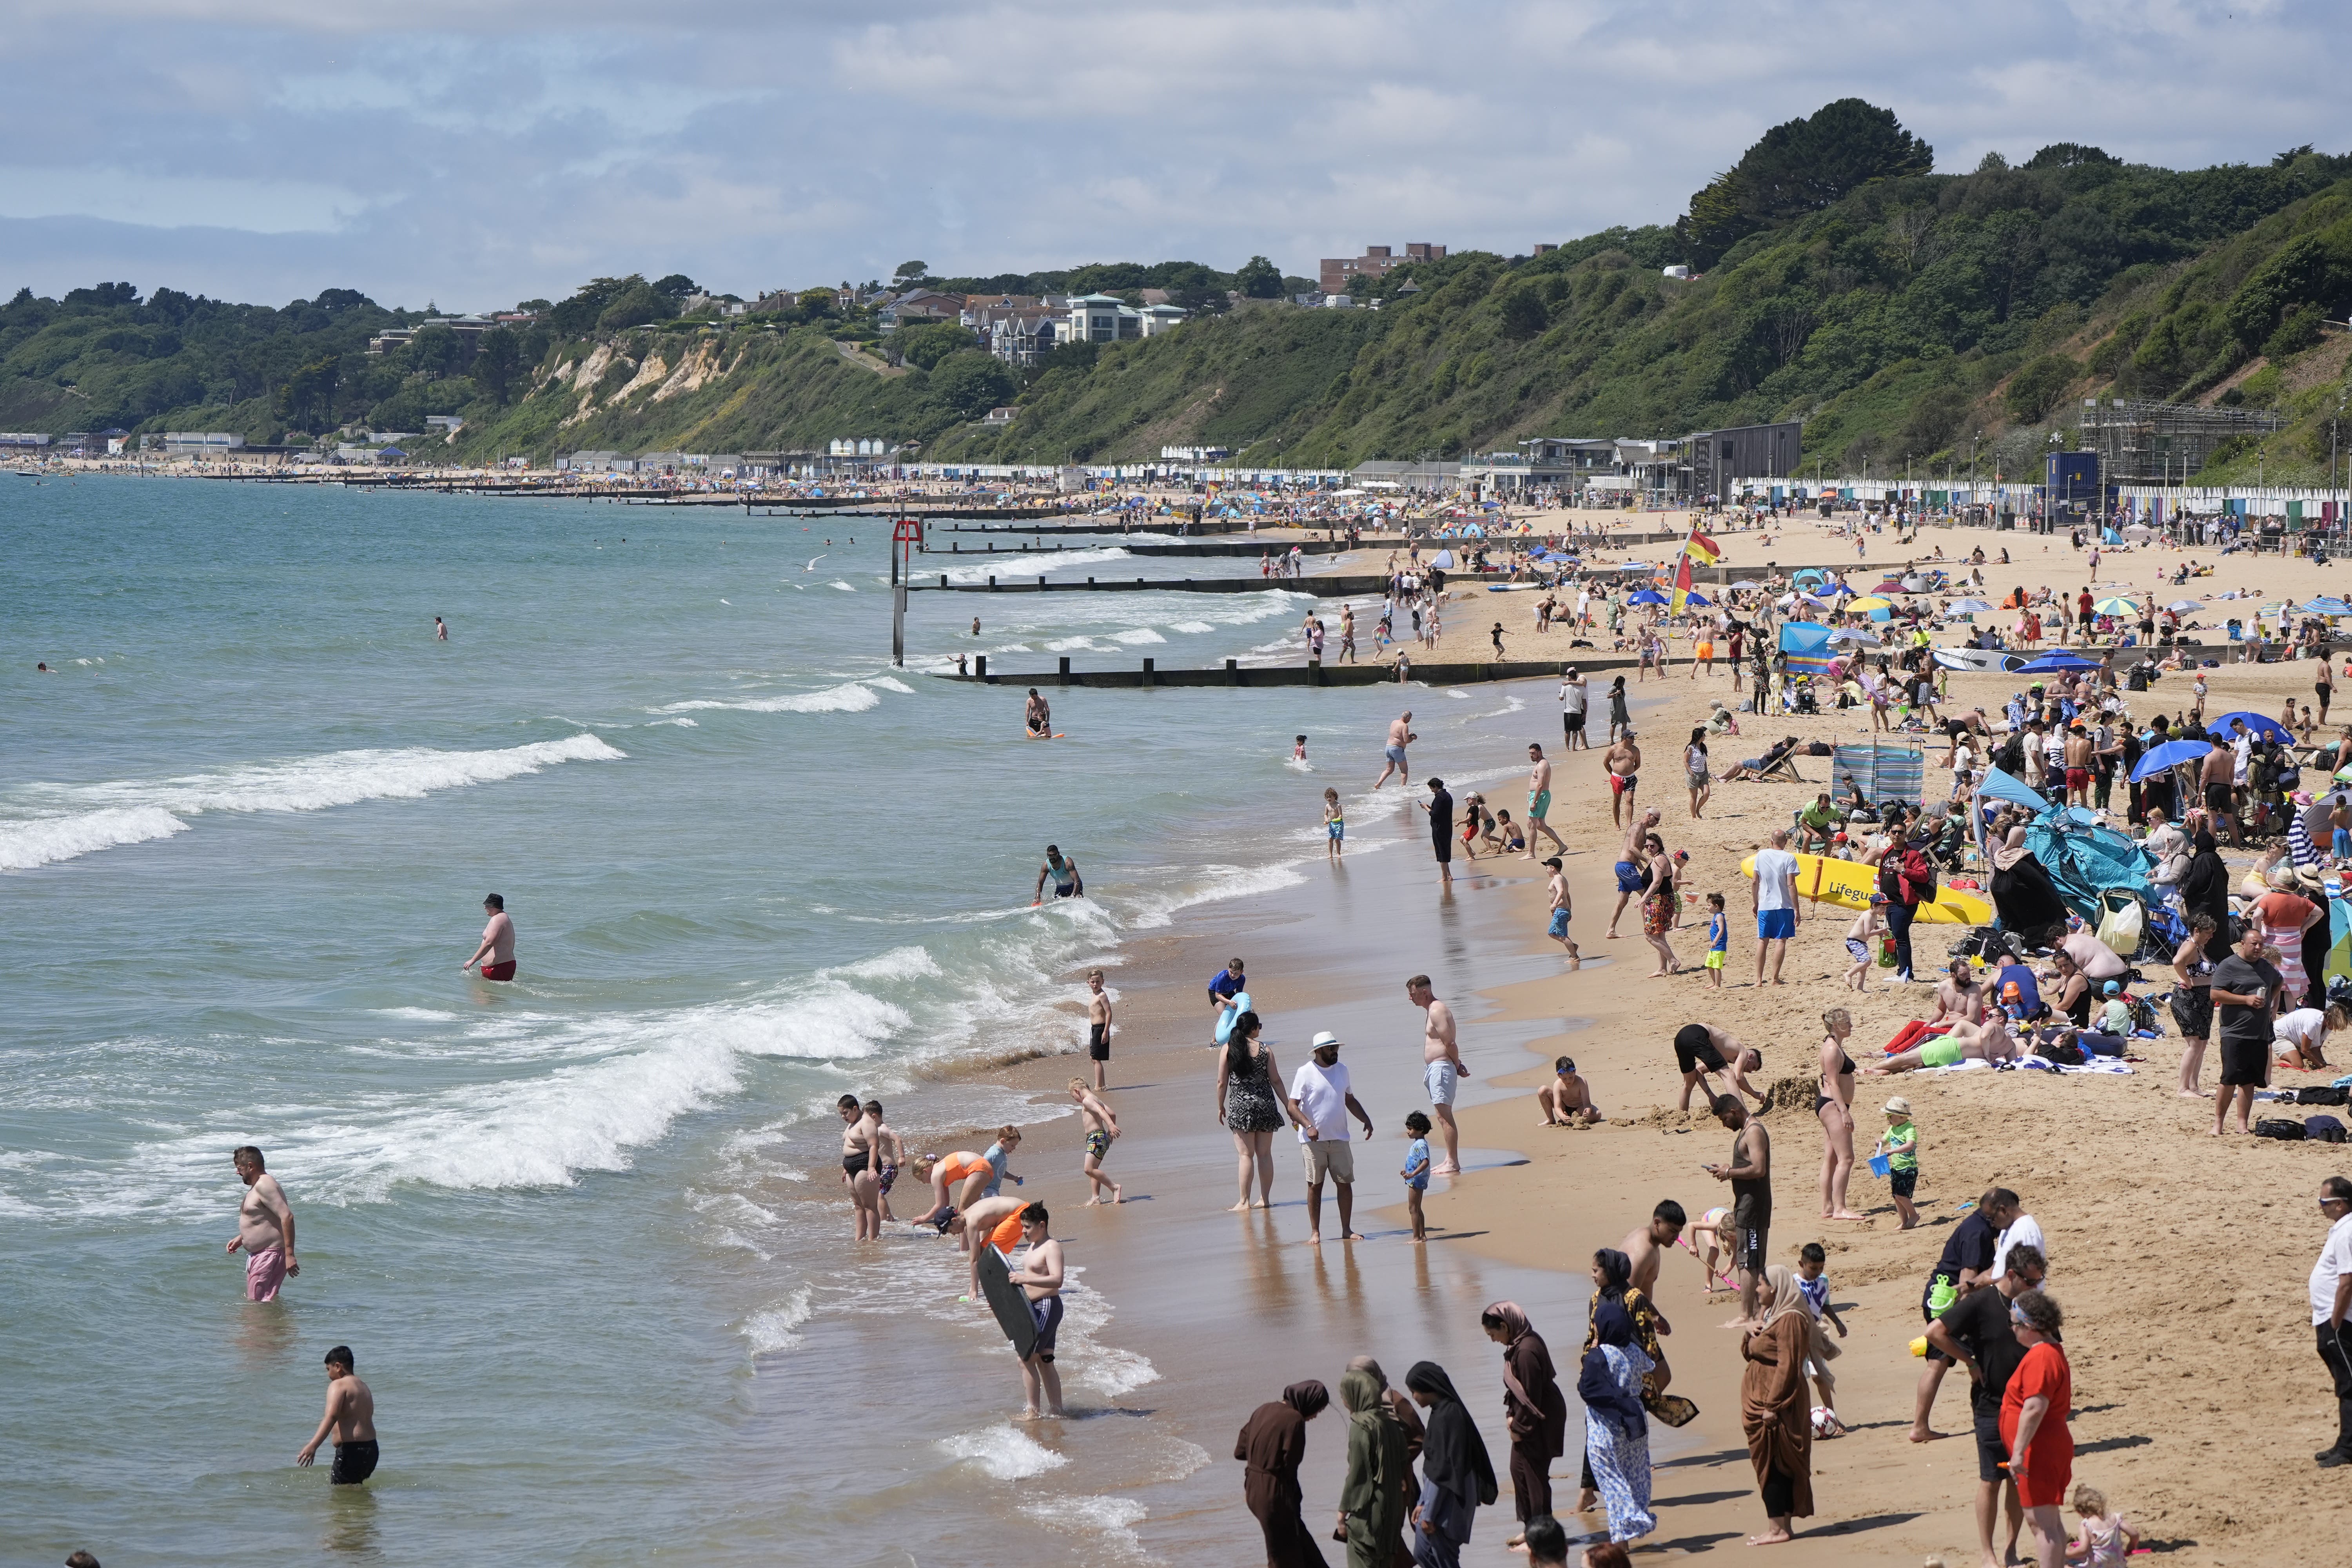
left=1739, top=851, right=1994, bottom=926
left=1024, top=730, right=1067, bottom=739
left=975, top=1242, right=1038, bottom=1360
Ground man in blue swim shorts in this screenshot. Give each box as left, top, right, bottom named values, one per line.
left=1750, top=827, right=1802, bottom=986
left=1607, top=807, right=1662, bottom=940
left=1374, top=710, right=1416, bottom=789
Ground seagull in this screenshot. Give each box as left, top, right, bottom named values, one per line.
left=806, top=555, right=828, bottom=570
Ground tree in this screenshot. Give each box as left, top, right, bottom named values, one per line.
left=474, top=327, right=523, bottom=405
left=2004, top=354, right=2078, bottom=422
left=1234, top=256, right=1284, bottom=298
left=1679, top=98, right=1934, bottom=267
left=1167, top=283, right=1230, bottom=316
left=931, top=350, right=1018, bottom=421
left=2022, top=143, right=2119, bottom=171
left=408, top=325, right=465, bottom=378
left=596, top=279, right=665, bottom=332
left=276, top=354, right=341, bottom=433
left=897, top=322, right=978, bottom=370
left=797, top=288, right=837, bottom=319
left=1497, top=285, right=1548, bottom=340
left=894, top=261, right=930, bottom=285
left=651, top=274, right=698, bottom=300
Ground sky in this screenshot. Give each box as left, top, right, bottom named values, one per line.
left=3, top=0, right=2347, bottom=311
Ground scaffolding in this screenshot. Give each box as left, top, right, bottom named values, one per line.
left=2079, top=397, right=2288, bottom=483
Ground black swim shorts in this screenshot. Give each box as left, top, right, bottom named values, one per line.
left=1029, top=1295, right=1064, bottom=1363
left=1673, top=1025, right=1728, bottom=1076
left=2205, top=781, right=2232, bottom=814
left=1973, top=1412, right=2009, bottom=1484
left=1088, top=1024, right=1109, bottom=1062
left=1734, top=1224, right=1766, bottom=1276
left=332, top=1439, right=379, bottom=1485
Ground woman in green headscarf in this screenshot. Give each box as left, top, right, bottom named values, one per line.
left=1336, top=1367, right=1408, bottom=1568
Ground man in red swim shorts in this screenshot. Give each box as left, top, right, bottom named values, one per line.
left=1604, top=729, right=1642, bottom=828
left=463, top=893, right=518, bottom=981
left=2062, top=722, right=2094, bottom=808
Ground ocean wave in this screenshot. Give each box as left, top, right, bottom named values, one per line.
left=657, top=681, right=880, bottom=715
left=739, top=1286, right=815, bottom=1357
left=1110, top=628, right=1166, bottom=644
left=1020, top=1496, right=1147, bottom=1559
left=2, top=736, right=623, bottom=871
left=0, top=805, right=188, bottom=871
left=1126, top=861, right=1309, bottom=929
left=931, top=546, right=1133, bottom=585
left=940, top=1424, right=1068, bottom=1479
left=866, top=675, right=915, bottom=694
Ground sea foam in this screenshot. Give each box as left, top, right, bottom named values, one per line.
left=2, top=736, right=623, bottom=871
left=940, top=1424, right=1068, bottom=1479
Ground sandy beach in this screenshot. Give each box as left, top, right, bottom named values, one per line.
left=903, top=518, right=2352, bottom=1564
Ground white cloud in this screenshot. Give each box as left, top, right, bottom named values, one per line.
left=0, top=0, right=2341, bottom=305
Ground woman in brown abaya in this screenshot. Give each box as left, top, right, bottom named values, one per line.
left=1739, top=1264, right=1814, bottom=1546
left=1236, top=1379, right=1330, bottom=1568
left=1479, top=1300, right=1568, bottom=1546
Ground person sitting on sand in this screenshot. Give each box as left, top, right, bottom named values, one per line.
left=1867, top=1011, right=2023, bottom=1074
left=1539, top=1056, right=1602, bottom=1126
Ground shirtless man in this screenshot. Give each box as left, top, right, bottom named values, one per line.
left=2062, top=722, right=2094, bottom=808
left=838, top=1094, right=883, bottom=1241
left=1537, top=1055, right=1601, bottom=1125
left=1085, top=969, right=1114, bottom=1090
left=1702, top=1096, right=1774, bottom=1323
left=1008, top=1203, right=1067, bottom=1419
left=1524, top=743, right=1567, bottom=857
left=462, top=893, right=517, bottom=981
left=1604, top=730, right=1642, bottom=829
left=2200, top=740, right=2239, bottom=845
left=1024, top=687, right=1052, bottom=737
left=1869, top=1009, right=2022, bottom=1073
left=1409, top=975, right=1468, bottom=1176
left=1931, top=957, right=1987, bottom=1025
left=864, top=1099, right=906, bottom=1222
left=1672, top=1023, right=1766, bottom=1111
left=1069, top=1078, right=1122, bottom=1205
left=227, top=1146, right=298, bottom=1301
left=1607, top=808, right=1662, bottom=939
left=296, top=1345, right=378, bottom=1484
left=1374, top=710, right=1416, bottom=789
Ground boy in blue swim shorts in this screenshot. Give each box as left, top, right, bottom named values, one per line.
left=1542, top=856, right=1581, bottom=967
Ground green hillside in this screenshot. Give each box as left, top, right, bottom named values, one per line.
left=9, top=102, right=2352, bottom=485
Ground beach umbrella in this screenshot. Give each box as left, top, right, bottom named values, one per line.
left=2130, top=739, right=2215, bottom=782
left=1945, top=598, right=1996, bottom=615
left=1846, top=595, right=1894, bottom=612
left=2305, top=597, right=2352, bottom=616
left=1730, top=579, right=1766, bottom=591
left=1872, top=579, right=1907, bottom=594
left=2210, top=710, right=2294, bottom=743
left=1683, top=591, right=1712, bottom=607
left=2016, top=652, right=2100, bottom=673
left=2091, top=597, right=2138, bottom=616
left=2166, top=600, right=2204, bottom=613
left=1627, top=588, right=1668, bottom=605
left=1828, top=626, right=1882, bottom=645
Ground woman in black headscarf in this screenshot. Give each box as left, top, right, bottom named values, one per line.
left=1989, top=826, right=2069, bottom=941
left=1236, top=1381, right=1330, bottom=1568
left=2179, top=828, right=2230, bottom=935
left=1403, top=1361, right=1495, bottom=1568
left=1479, top=1301, right=1568, bottom=1544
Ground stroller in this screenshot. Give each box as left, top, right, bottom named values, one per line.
left=1791, top=677, right=1819, bottom=716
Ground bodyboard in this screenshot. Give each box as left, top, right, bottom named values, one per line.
left=976, top=1243, right=1038, bottom=1359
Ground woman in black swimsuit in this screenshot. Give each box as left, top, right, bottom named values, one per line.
left=1215, top=1011, right=1285, bottom=1212
left=1817, top=1009, right=1862, bottom=1220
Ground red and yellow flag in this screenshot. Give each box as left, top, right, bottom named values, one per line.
left=1682, top=526, right=1721, bottom=565
left=1670, top=550, right=1695, bottom=613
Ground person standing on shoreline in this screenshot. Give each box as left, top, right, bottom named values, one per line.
left=462, top=893, right=517, bottom=982
left=1703, top=1095, right=1772, bottom=1324
left=1375, top=711, right=1416, bottom=789
left=1007, top=1203, right=1066, bottom=1420
left=227, top=1146, right=298, bottom=1301
left=1560, top=667, right=1590, bottom=751
left=1410, top=975, right=1469, bottom=1176
left=1069, top=1078, right=1121, bottom=1205
left=1607, top=809, right=1661, bottom=940
left=839, top=1094, right=882, bottom=1241
left=1543, top=858, right=1582, bottom=969
left=1085, top=969, right=1114, bottom=1090
left=1603, top=730, right=1641, bottom=829
left=1419, top=778, right=1455, bottom=888
left=1524, top=744, right=1567, bottom=858
left=1285, top=1031, right=1373, bottom=1246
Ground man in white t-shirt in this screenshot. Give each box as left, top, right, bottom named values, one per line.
left=1750, top=827, right=1801, bottom=986
left=1283, top=1032, right=1374, bottom=1246
left=1559, top=667, right=1590, bottom=751
left=1989, top=1206, right=2047, bottom=1283
left=2312, top=1176, right=2352, bottom=1466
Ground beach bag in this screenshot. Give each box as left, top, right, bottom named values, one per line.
left=2256, top=1118, right=2308, bottom=1141
left=2094, top=893, right=2143, bottom=958
left=2035, top=1036, right=2087, bottom=1066
left=2307, top=1116, right=2348, bottom=1144
left=2298, top=1085, right=2352, bottom=1106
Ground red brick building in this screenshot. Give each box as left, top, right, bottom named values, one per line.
left=1319, top=243, right=1446, bottom=296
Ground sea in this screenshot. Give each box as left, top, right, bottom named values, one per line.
left=2, top=475, right=1575, bottom=1565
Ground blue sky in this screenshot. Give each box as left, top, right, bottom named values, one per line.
left=3, top=0, right=2345, bottom=310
